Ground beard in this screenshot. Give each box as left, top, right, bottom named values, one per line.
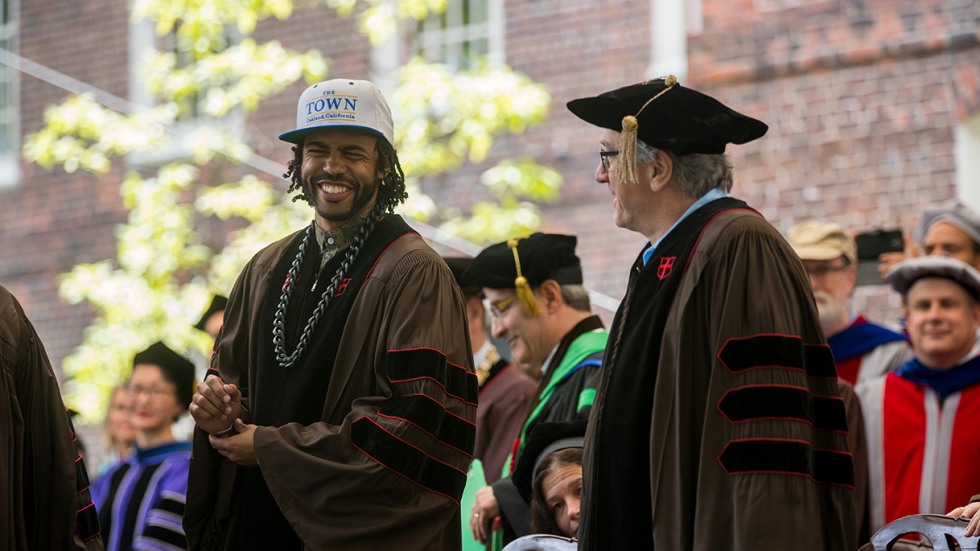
left=812, top=290, right=847, bottom=331
left=302, top=171, right=380, bottom=225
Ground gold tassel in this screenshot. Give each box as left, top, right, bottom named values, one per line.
left=617, top=75, right=679, bottom=185
left=618, top=115, right=639, bottom=185
left=508, top=239, right=540, bottom=317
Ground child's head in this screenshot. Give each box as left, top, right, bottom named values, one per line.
left=512, top=419, right=588, bottom=539
left=530, top=447, right=583, bottom=538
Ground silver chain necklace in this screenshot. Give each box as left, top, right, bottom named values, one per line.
left=272, top=212, right=379, bottom=368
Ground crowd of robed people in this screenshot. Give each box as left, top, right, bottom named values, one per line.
left=6, top=73, right=980, bottom=551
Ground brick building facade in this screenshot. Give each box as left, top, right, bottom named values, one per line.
left=1, top=0, right=979, bottom=388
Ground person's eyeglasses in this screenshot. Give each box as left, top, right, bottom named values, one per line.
left=488, top=296, right=517, bottom=319
left=599, top=150, right=620, bottom=171
left=805, top=263, right=849, bottom=279
left=128, top=385, right=175, bottom=398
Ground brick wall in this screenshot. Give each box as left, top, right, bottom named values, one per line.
left=1, top=0, right=131, bottom=383
left=1, top=0, right=978, bottom=384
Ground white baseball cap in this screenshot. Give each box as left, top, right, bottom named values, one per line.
left=279, top=79, right=394, bottom=145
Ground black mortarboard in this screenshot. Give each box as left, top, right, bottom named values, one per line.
left=194, top=295, right=228, bottom=331
left=567, top=75, right=768, bottom=183
left=443, top=257, right=481, bottom=297
left=463, top=233, right=582, bottom=316
left=132, top=341, right=196, bottom=409
left=511, top=419, right=588, bottom=505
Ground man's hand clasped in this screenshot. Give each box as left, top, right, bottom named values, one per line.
left=190, top=377, right=257, bottom=466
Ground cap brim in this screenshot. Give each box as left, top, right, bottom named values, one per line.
left=279, top=124, right=388, bottom=144
left=792, top=245, right=848, bottom=262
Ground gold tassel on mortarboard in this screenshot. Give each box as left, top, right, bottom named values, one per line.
left=508, top=238, right=540, bottom=317
left=616, top=75, right=679, bottom=185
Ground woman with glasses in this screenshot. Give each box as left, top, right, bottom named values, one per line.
left=92, top=341, right=195, bottom=551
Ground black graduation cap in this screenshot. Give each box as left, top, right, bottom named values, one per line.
left=443, top=257, right=482, bottom=297
left=463, top=233, right=582, bottom=316
left=511, top=419, right=588, bottom=505
left=567, top=76, right=768, bottom=182
left=132, top=341, right=196, bottom=409
left=194, top=295, right=228, bottom=331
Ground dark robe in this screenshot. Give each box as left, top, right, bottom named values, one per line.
left=580, top=198, right=857, bottom=550
left=474, top=357, right=537, bottom=485
left=492, top=316, right=607, bottom=543
left=184, top=215, right=476, bottom=551
left=92, top=441, right=192, bottom=551
left=0, top=285, right=103, bottom=551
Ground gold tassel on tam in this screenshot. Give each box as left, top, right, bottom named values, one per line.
left=617, top=75, right=679, bottom=185
left=618, top=115, right=640, bottom=185
left=508, top=238, right=540, bottom=317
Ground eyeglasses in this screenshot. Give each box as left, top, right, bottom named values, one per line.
left=599, top=150, right=619, bottom=171
left=128, top=385, right=176, bottom=398
left=488, top=296, right=517, bottom=319
left=804, top=263, right=850, bottom=279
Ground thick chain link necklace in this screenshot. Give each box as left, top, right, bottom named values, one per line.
left=272, top=211, right=379, bottom=368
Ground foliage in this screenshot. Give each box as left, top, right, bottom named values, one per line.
left=23, top=0, right=559, bottom=421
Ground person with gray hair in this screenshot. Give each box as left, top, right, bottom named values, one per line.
left=858, top=256, right=980, bottom=534
left=787, top=220, right=910, bottom=386
left=567, top=76, right=857, bottom=550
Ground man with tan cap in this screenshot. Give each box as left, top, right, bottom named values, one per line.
left=858, top=257, right=980, bottom=533
left=567, top=78, right=856, bottom=550
left=788, top=220, right=910, bottom=386
left=185, top=79, right=475, bottom=550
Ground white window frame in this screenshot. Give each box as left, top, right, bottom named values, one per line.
left=955, top=113, right=980, bottom=213
left=0, top=0, right=20, bottom=188
left=647, top=0, right=700, bottom=82
left=127, top=13, right=243, bottom=166
left=413, top=0, right=505, bottom=70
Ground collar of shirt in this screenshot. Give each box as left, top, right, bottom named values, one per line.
left=314, top=214, right=367, bottom=269
left=642, top=188, right=729, bottom=266
left=473, top=340, right=492, bottom=368
left=539, top=341, right=559, bottom=378
left=540, top=325, right=604, bottom=377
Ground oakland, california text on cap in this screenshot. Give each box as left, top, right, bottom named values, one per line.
left=279, top=79, right=394, bottom=145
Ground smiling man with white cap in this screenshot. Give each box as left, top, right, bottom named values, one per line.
left=184, top=79, right=476, bottom=550
left=858, top=256, right=980, bottom=534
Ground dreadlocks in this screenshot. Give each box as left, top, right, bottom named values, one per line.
left=283, top=136, right=408, bottom=214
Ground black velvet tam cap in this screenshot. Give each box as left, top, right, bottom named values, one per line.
left=132, top=341, right=196, bottom=409
left=443, top=257, right=482, bottom=297
left=463, top=233, right=582, bottom=290
left=195, top=295, right=228, bottom=331
left=566, top=76, right=768, bottom=156
left=511, top=419, right=588, bottom=505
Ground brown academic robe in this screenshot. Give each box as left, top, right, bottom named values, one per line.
left=581, top=202, right=857, bottom=550
left=474, top=361, right=537, bottom=485
left=184, top=221, right=476, bottom=551
left=0, top=285, right=103, bottom=551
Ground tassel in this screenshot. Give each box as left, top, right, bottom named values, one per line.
left=618, top=115, right=639, bottom=185
left=508, top=239, right=540, bottom=317
left=617, top=75, right=679, bottom=185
